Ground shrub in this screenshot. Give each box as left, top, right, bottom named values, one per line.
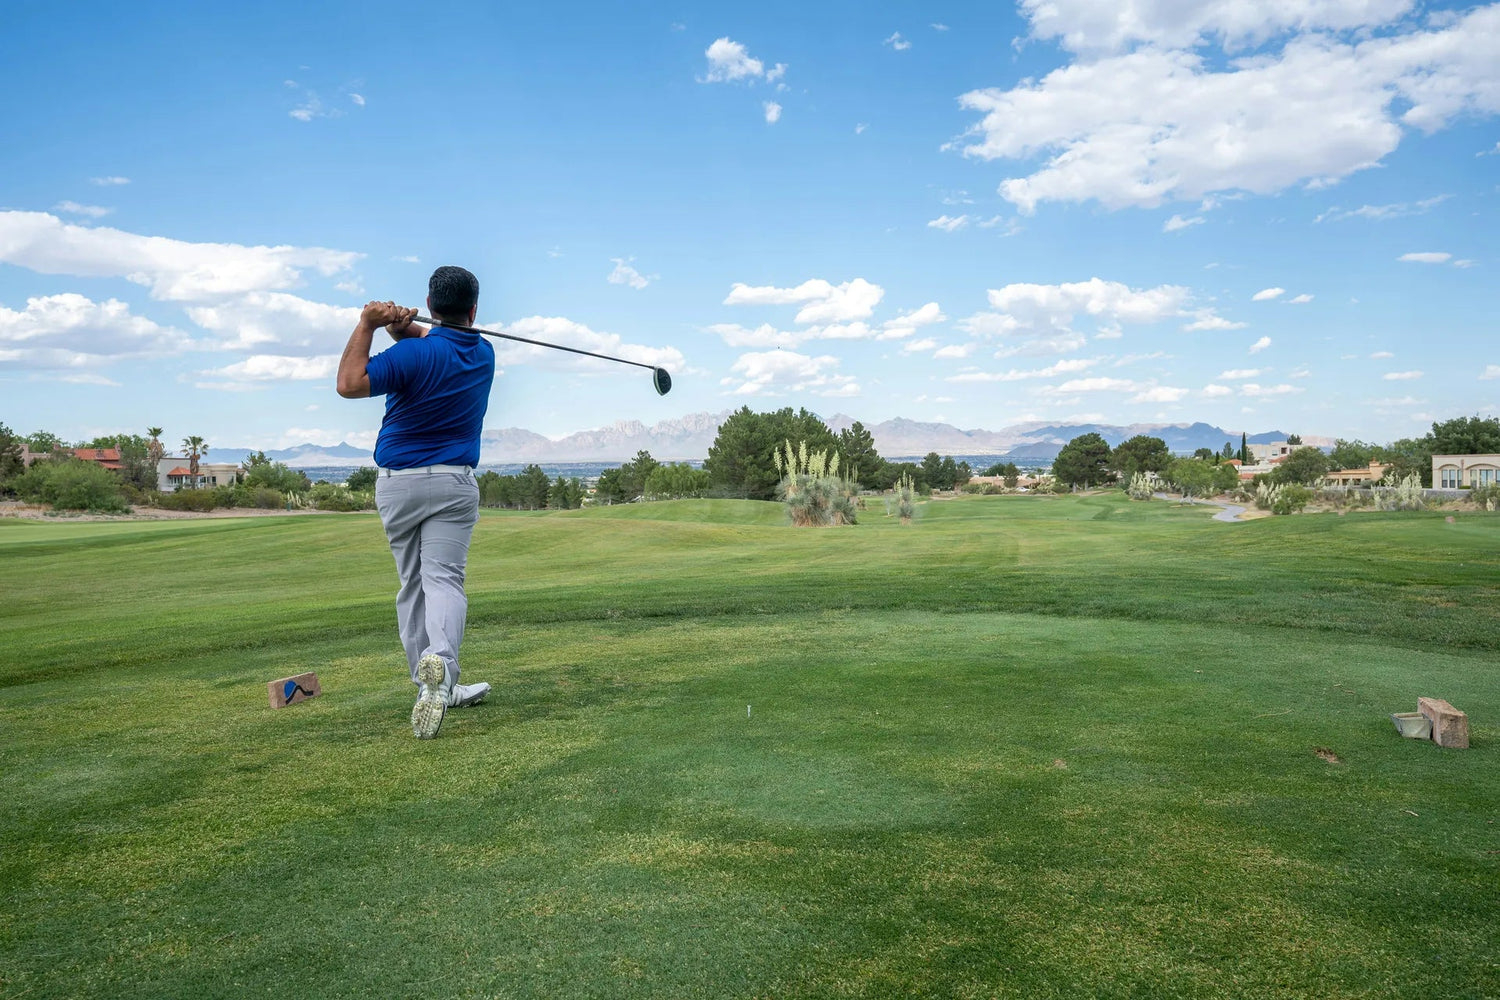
left=1470, top=483, right=1500, bottom=511
left=12, top=459, right=130, bottom=513
left=1253, top=481, right=1282, bottom=511
left=311, top=482, right=375, bottom=511
left=1125, top=471, right=1155, bottom=501
left=157, top=488, right=218, bottom=512
left=1270, top=485, right=1311, bottom=515
left=774, top=440, right=857, bottom=526
left=1371, top=474, right=1425, bottom=511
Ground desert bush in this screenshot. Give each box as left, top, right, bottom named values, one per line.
left=775, top=440, right=857, bottom=526
left=311, top=482, right=374, bottom=511
left=12, top=459, right=130, bottom=513
left=1270, top=485, right=1311, bottom=515
left=1253, top=481, right=1282, bottom=511
left=1125, top=471, right=1155, bottom=501
left=1372, top=474, right=1424, bottom=511
left=157, top=488, right=218, bottom=512
left=1470, top=483, right=1500, bottom=511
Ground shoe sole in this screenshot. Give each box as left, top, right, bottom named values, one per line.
left=412, top=655, right=447, bottom=740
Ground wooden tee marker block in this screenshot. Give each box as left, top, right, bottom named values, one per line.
left=1418, top=697, right=1469, bottom=749
left=269, top=671, right=321, bottom=709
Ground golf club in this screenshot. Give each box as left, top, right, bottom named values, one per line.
left=412, top=315, right=672, bottom=396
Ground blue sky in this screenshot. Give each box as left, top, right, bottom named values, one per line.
left=1, top=0, right=1496, bottom=454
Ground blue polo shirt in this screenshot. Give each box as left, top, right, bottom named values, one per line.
left=366, top=327, right=495, bottom=469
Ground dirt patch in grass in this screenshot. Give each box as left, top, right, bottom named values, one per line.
left=1314, top=748, right=1343, bottom=764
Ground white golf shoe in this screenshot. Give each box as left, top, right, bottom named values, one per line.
left=448, top=681, right=490, bottom=708
left=411, top=654, right=449, bottom=739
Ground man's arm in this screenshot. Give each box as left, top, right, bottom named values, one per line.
left=337, top=301, right=416, bottom=399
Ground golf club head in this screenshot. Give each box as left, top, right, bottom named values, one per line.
left=653, top=367, right=672, bottom=396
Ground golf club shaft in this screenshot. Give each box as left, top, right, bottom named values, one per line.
left=412, top=316, right=658, bottom=372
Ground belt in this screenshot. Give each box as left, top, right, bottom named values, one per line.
left=380, top=465, right=474, bottom=476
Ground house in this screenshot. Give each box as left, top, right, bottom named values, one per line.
left=72, top=447, right=124, bottom=471
left=1247, top=440, right=1318, bottom=464
left=1432, top=454, right=1500, bottom=490
left=156, top=457, right=240, bottom=491
left=1325, top=460, right=1391, bottom=486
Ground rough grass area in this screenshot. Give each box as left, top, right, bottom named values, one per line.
left=1, top=495, right=1496, bottom=998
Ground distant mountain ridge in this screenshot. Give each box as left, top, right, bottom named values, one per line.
left=219, top=415, right=1330, bottom=467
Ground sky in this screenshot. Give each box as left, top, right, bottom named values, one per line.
left=1, top=0, right=1496, bottom=455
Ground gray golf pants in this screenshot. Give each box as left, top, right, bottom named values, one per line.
left=375, top=472, right=480, bottom=686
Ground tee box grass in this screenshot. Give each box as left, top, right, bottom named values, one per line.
left=0, top=494, right=1496, bottom=998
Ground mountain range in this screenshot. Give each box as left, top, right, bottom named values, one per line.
left=218, top=414, right=1331, bottom=468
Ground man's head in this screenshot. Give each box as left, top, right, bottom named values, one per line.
left=427, top=266, right=480, bottom=325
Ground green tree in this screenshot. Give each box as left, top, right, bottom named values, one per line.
left=181, top=436, right=208, bottom=479
left=244, top=459, right=309, bottom=494
left=146, top=427, right=165, bottom=464
left=1429, top=414, right=1500, bottom=456
left=594, top=466, right=627, bottom=504
left=1192, top=447, right=1215, bottom=462
left=346, top=466, right=379, bottom=491
left=518, top=464, right=550, bottom=509
left=0, top=422, right=26, bottom=492
left=1286, top=433, right=1303, bottom=445
left=704, top=407, right=837, bottom=500
left=1384, top=437, right=1432, bottom=486
left=938, top=456, right=959, bottom=490
left=1052, top=433, right=1115, bottom=488
left=920, top=452, right=944, bottom=489
left=1169, top=458, right=1216, bottom=500
left=1212, top=462, right=1241, bottom=494
left=1271, top=447, right=1331, bottom=485
left=1328, top=439, right=1381, bottom=470
left=836, top=421, right=882, bottom=487
left=12, top=458, right=129, bottom=512
left=1239, top=432, right=1248, bottom=465
left=644, top=462, right=711, bottom=499
left=1002, top=462, right=1019, bottom=489
left=1111, top=435, right=1171, bottom=479
left=954, top=460, right=972, bottom=488
left=25, top=430, right=63, bottom=454
left=1221, top=441, right=1234, bottom=460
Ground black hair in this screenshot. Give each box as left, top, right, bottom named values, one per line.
left=428, top=265, right=479, bottom=322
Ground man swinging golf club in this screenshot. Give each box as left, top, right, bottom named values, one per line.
left=337, top=266, right=494, bottom=739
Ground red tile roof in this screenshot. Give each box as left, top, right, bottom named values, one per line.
left=166, top=467, right=195, bottom=477
left=74, top=448, right=121, bottom=461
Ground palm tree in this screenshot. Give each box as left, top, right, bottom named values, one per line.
left=182, top=436, right=208, bottom=483
left=146, top=427, right=164, bottom=463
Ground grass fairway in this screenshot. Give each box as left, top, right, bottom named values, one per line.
left=2, top=495, right=1496, bottom=998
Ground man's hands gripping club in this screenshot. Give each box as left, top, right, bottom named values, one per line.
left=336, top=301, right=425, bottom=398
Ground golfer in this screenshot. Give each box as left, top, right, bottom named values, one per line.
left=336, top=266, right=495, bottom=739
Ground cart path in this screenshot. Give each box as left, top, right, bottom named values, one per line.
left=1152, top=493, right=1251, bottom=522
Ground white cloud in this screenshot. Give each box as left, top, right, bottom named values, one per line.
left=724, top=277, right=884, bottom=324
left=1055, top=376, right=1137, bottom=392
left=488, top=315, right=684, bottom=373
left=1287, top=293, right=1314, bottom=304
left=0, top=292, right=191, bottom=371
left=197, top=354, right=339, bottom=383
left=884, top=32, right=911, bottom=50
left=854, top=122, right=868, bottom=134
left=1182, top=312, right=1248, bottom=331
left=1218, top=368, right=1263, bottom=379
left=1370, top=350, right=1394, bottom=359
left=946, top=358, right=1099, bottom=382
left=334, top=279, right=363, bottom=295
left=902, top=337, right=939, bottom=353
left=955, top=5, right=1500, bottom=213
left=1241, top=383, right=1300, bottom=397
left=1201, top=383, right=1234, bottom=397
left=1163, top=214, right=1204, bottom=232
left=1131, top=385, right=1189, bottom=403
left=1249, top=336, right=1272, bottom=353
left=880, top=302, right=947, bottom=340
left=931, top=22, right=949, bottom=31
left=90, top=176, right=130, bottom=186
left=1383, top=370, right=1424, bottom=380
left=763, top=101, right=782, bottom=123
left=967, top=278, right=1206, bottom=338
left=185, top=292, right=359, bottom=353
left=927, top=214, right=970, bottom=231
left=393, top=255, right=420, bottom=264
left=1479, top=365, right=1500, bottom=379
left=1315, top=194, right=1449, bottom=222
left=1452, top=259, right=1476, bottom=269
left=706, top=322, right=800, bottom=348
left=934, top=343, right=975, bottom=359
left=350, top=93, right=365, bottom=107
left=1020, top=0, right=1415, bottom=54
left=1252, top=287, right=1285, bottom=301
left=607, top=258, right=656, bottom=290
left=1398, top=251, right=1451, bottom=263
left=725, top=349, right=857, bottom=396
left=0, top=211, right=361, bottom=302
left=53, top=201, right=112, bottom=219
left=701, top=38, right=783, bottom=83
